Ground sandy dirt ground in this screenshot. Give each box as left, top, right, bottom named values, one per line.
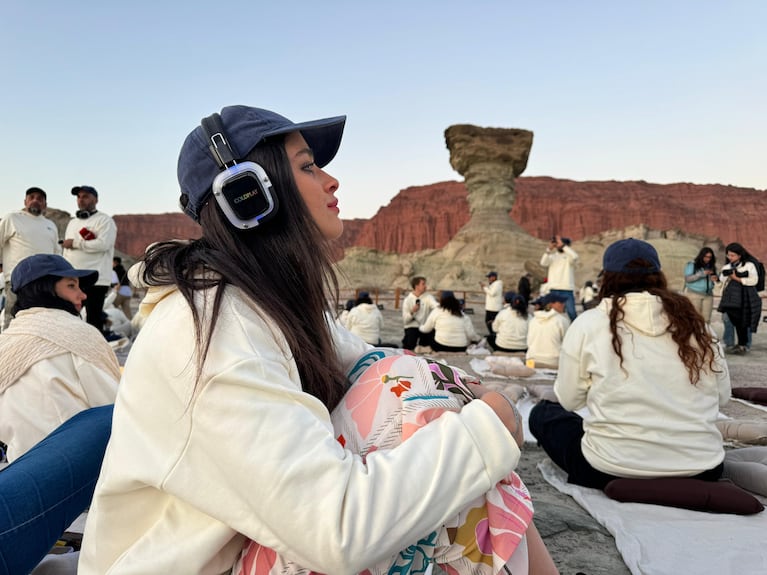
left=374, top=304, right=767, bottom=575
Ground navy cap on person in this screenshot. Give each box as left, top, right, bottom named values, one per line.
left=542, top=293, right=568, bottom=306
left=177, top=105, right=346, bottom=223
left=486, top=271, right=498, bottom=278
left=25, top=187, right=47, bottom=199
left=603, top=238, right=661, bottom=274
left=504, top=291, right=516, bottom=303
left=71, top=185, right=98, bottom=198
left=11, top=254, right=98, bottom=293
left=358, top=291, right=370, bottom=299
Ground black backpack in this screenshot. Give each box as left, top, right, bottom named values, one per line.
left=749, top=257, right=766, bottom=292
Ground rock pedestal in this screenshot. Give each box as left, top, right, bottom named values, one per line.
left=444, top=124, right=533, bottom=233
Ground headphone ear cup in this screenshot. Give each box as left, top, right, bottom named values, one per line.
left=212, top=162, right=278, bottom=230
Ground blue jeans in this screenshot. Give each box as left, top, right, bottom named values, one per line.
left=549, top=289, right=577, bottom=321
left=0, top=405, right=113, bottom=575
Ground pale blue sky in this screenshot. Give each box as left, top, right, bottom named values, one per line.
left=1, top=0, right=765, bottom=220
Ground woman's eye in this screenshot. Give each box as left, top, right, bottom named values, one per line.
left=301, top=161, right=316, bottom=172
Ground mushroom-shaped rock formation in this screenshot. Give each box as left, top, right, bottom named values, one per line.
left=444, top=124, right=533, bottom=231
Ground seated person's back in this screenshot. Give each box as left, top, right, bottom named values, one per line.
left=526, top=293, right=570, bottom=368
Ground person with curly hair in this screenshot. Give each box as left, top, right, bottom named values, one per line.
left=530, top=238, right=730, bottom=490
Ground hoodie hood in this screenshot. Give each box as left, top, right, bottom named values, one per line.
left=598, top=291, right=669, bottom=337
left=533, top=309, right=565, bottom=322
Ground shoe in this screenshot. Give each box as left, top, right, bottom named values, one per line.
left=731, top=345, right=747, bottom=355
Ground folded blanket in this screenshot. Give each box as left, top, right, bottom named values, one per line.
left=539, top=458, right=767, bottom=575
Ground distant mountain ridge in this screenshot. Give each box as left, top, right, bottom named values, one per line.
left=101, top=176, right=766, bottom=259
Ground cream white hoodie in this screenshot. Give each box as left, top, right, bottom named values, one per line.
left=526, top=309, right=571, bottom=367
left=555, top=292, right=730, bottom=478
left=79, top=284, right=519, bottom=575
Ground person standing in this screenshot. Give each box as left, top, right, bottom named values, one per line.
left=112, top=257, right=133, bottom=319
left=540, top=235, right=579, bottom=321
left=683, top=247, right=718, bottom=323
left=517, top=272, right=532, bottom=304
left=480, top=271, right=503, bottom=335
left=401, top=276, right=437, bottom=350
left=62, top=186, right=117, bottom=334
left=0, top=187, right=60, bottom=329
left=717, top=242, right=760, bottom=355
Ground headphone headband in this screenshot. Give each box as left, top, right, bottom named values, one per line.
left=201, top=113, right=237, bottom=168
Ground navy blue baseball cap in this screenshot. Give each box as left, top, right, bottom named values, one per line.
left=71, top=185, right=98, bottom=198
left=542, top=293, right=568, bottom=306
left=603, top=238, right=661, bottom=274
left=177, top=105, right=346, bottom=222
left=11, top=254, right=98, bottom=292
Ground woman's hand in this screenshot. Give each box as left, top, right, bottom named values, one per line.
left=470, top=385, right=524, bottom=448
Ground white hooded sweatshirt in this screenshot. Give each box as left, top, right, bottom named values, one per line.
left=555, top=292, right=731, bottom=478
left=526, top=309, right=571, bottom=367
left=344, top=302, right=384, bottom=344
left=79, top=284, right=519, bottom=574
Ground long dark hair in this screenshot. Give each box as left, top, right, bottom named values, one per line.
left=509, top=294, right=529, bottom=319
left=693, top=247, right=717, bottom=273
left=143, top=135, right=346, bottom=410
left=439, top=291, right=463, bottom=317
left=725, top=242, right=754, bottom=266
left=13, top=276, right=80, bottom=317
left=597, top=258, right=717, bottom=384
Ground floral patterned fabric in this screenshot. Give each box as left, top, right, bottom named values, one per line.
left=234, top=349, right=534, bottom=575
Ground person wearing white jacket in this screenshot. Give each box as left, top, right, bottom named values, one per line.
left=62, top=186, right=117, bottom=333
left=525, top=293, right=571, bottom=368
left=344, top=291, right=384, bottom=345
left=0, top=254, right=119, bottom=462
left=490, top=292, right=531, bottom=352
left=79, top=105, right=556, bottom=575
left=540, top=235, right=579, bottom=321
left=420, top=291, right=480, bottom=352
left=530, top=239, right=731, bottom=490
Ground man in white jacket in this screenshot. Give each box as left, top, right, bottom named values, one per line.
left=62, top=186, right=117, bottom=334
left=480, top=271, right=504, bottom=336
left=540, top=235, right=579, bottom=321
left=0, top=187, right=60, bottom=329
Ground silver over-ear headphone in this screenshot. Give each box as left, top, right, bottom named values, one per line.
left=200, top=113, right=278, bottom=229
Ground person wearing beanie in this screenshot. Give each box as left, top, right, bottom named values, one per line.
left=79, top=105, right=556, bottom=575
left=0, top=187, right=61, bottom=330
left=529, top=238, right=730, bottom=491
left=62, top=185, right=117, bottom=334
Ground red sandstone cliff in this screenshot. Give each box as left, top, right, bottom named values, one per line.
left=111, top=177, right=767, bottom=259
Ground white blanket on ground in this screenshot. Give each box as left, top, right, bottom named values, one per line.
left=538, top=458, right=767, bottom=575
